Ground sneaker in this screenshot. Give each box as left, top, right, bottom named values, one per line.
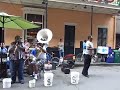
left=82, top=74, right=89, bottom=78
left=34, top=74, right=38, bottom=80
left=19, top=80, right=24, bottom=84
left=11, top=81, right=16, bottom=84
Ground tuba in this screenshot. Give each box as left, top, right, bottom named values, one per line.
left=37, top=28, right=53, bottom=43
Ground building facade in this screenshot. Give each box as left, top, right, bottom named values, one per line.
left=0, top=0, right=120, bottom=55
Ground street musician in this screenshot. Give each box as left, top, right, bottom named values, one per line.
left=8, top=35, right=25, bottom=84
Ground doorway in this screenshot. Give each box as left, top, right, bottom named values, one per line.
left=64, top=25, right=75, bottom=56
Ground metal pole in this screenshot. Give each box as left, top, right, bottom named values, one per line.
left=91, top=6, right=93, bottom=36
left=43, top=0, right=48, bottom=28
left=0, top=16, right=4, bottom=78
left=45, top=0, right=48, bottom=28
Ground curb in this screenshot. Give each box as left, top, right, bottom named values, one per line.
left=75, top=63, right=120, bottom=67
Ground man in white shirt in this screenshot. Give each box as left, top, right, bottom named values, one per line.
left=82, top=35, right=94, bottom=77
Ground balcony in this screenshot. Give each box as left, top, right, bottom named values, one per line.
left=48, top=0, right=120, bottom=6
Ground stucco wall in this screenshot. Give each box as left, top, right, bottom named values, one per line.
left=0, top=2, right=115, bottom=49
left=0, top=2, right=23, bottom=45
left=48, top=8, right=115, bottom=48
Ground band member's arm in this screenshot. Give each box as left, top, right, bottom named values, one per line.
left=8, top=43, right=15, bottom=53
left=17, top=43, right=25, bottom=52
left=38, top=46, right=46, bottom=53
left=88, top=47, right=94, bottom=50
left=87, top=43, right=94, bottom=50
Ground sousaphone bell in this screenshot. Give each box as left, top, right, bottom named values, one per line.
left=37, top=28, right=53, bottom=43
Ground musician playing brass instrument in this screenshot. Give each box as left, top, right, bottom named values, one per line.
left=8, top=35, right=25, bottom=84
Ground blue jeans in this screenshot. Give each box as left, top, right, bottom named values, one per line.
left=59, top=50, right=64, bottom=58
left=10, top=59, right=24, bottom=82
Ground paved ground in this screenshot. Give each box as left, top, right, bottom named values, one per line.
left=0, top=66, right=120, bottom=90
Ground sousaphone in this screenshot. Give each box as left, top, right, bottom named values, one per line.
left=37, top=28, right=53, bottom=43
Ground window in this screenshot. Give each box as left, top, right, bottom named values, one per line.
left=97, top=28, right=107, bottom=46
left=24, top=13, right=44, bottom=44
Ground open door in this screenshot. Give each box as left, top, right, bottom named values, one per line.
left=64, top=25, right=75, bottom=56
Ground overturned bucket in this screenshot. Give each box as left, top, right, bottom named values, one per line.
left=29, top=79, right=36, bottom=88
left=44, top=72, right=54, bottom=86
left=3, top=78, right=12, bottom=88
left=71, top=71, right=80, bottom=84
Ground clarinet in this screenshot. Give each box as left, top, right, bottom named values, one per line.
left=13, top=42, right=18, bottom=55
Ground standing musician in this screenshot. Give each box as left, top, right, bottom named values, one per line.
left=8, top=35, right=25, bottom=84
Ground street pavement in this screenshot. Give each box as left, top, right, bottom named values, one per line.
left=0, top=66, right=120, bottom=90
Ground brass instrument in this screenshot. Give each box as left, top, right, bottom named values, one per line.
left=36, top=28, right=53, bottom=59
left=37, top=28, right=53, bottom=44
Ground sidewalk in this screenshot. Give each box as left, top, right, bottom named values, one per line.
left=75, top=61, right=120, bottom=67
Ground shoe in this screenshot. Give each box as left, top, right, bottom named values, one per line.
left=11, top=81, right=15, bottom=84
left=82, top=73, right=89, bottom=78
left=19, top=80, right=24, bottom=84
left=34, top=74, right=38, bottom=80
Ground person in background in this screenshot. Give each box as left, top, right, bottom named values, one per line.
left=58, top=38, right=64, bottom=58
left=0, top=43, right=8, bottom=78
left=81, top=40, right=87, bottom=62
left=83, top=40, right=87, bottom=55
left=24, top=39, right=30, bottom=50
left=24, top=39, right=31, bottom=61
left=82, top=35, right=94, bottom=78
left=0, top=43, right=8, bottom=54
left=8, top=35, right=25, bottom=84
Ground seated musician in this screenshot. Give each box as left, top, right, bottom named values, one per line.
left=37, top=43, right=52, bottom=71
left=0, top=43, right=8, bottom=54
left=28, top=44, right=39, bottom=80
left=27, top=42, right=50, bottom=79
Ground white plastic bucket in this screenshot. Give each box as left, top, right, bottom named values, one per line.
left=3, top=78, right=12, bottom=88
left=44, top=72, right=54, bottom=86
left=60, top=57, right=63, bottom=64
left=44, top=64, right=52, bottom=70
left=29, top=79, right=36, bottom=88
left=71, top=71, right=80, bottom=84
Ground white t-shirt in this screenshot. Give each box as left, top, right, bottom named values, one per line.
left=84, top=40, right=94, bottom=55
left=58, top=42, right=64, bottom=52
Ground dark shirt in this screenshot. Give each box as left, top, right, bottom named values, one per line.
left=8, top=42, right=25, bottom=60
